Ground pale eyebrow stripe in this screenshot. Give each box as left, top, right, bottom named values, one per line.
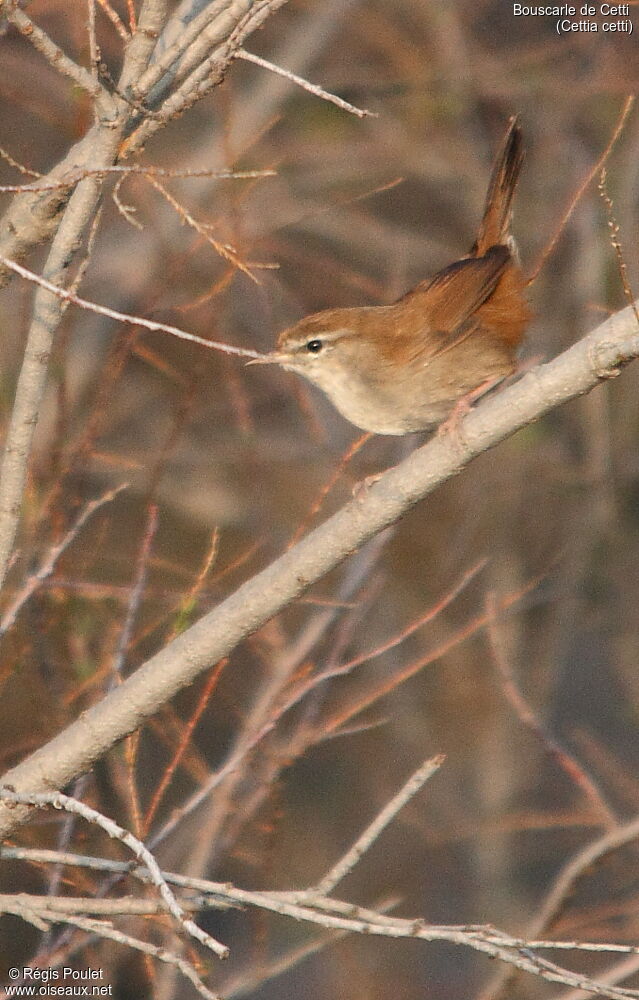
left=289, top=328, right=352, bottom=349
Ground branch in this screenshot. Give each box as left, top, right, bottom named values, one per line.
left=235, top=48, right=375, bottom=119
left=0, top=1, right=284, bottom=282
left=313, top=755, right=444, bottom=895
left=118, top=0, right=171, bottom=91
left=2, top=905, right=222, bottom=1000
left=0, top=141, right=124, bottom=590
left=0, top=301, right=638, bottom=838
left=0, top=254, right=264, bottom=358
left=0, top=164, right=275, bottom=194
left=121, top=0, right=289, bottom=157
left=0, top=484, right=127, bottom=639
left=5, top=845, right=639, bottom=998
left=4, top=3, right=107, bottom=101
left=0, top=788, right=229, bottom=959
left=0, top=117, right=137, bottom=287
left=480, top=814, right=639, bottom=1000
left=131, top=0, right=256, bottom=101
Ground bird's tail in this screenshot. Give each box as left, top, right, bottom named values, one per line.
left=474, top=117, right=524, bottom=255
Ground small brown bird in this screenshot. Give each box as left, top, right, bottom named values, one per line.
left=254, top=119, right=530, bottom=435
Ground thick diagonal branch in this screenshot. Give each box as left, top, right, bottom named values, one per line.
left=0, top=301, right=637, bottom=838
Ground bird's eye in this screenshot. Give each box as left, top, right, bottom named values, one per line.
left=306, top=339, right=323, bottom=354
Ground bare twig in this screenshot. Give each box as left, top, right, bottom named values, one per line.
left=32, top=911, right=221, bottom=1000
left=314, top=755, right=445, bottom=895
left=485, top=593, right=617, bottom=829
left=478, top=814, right=639, bottom=1000
left=323, top=558, right=489, bottom=679
left=145, top=173, right=257, bottom=278
left=289, top=433, right=373, bottom=545
left=122, top=0, right=289, bottom=157
left=235, top=48, right=376, bottom=119
left=87, top=0, right=101, bottom=83
left=0, top=485, right=127, bottom=640
left=0, top=146, right=41, bottom=179
left=0, top=787, right=229, bottom=959
left=112, top=174, right=143, bottom=227
left=143, top=660, right=227, bottom=835
left=0, top=1, right=284, bottom=280
left=0, top=892, right=227, bottom=917
left=96, top=0, right=130, bottom=41
left=146, top=535, right=394, bottom=856
left=598, top=168, right=639, bottom=328
left=118, top=0, right=171, bottom=92
left=0, top=254, right=265, bottom=359
left=0, top=128, right=106, bottom=284
left=7, top=844, right=639, bottom=997
left=126, top=0, right=137, bottom=32
left=111, top=505, right=159, bottom=679
left=0, top=155, right=122, bottom=591
left=528, top=96, right=635, bottom=285
left=4, top=3, right=106, bottom=100
left=132, top=0, right=269, bottom=101
left=0, top=165, right=275, bottom=194
left=554, top=957, right=639, bottom=1000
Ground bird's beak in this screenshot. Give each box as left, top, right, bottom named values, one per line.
left=246, top=352, right=285, bottom=366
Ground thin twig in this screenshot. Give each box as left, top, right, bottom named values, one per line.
left=0, top=485, right=127, bottom=639
left=598, top=168, right=639, bottom=328
left=96, top=0, right=130, bottom=40
left=125, top=0, right=136, bottom=32
left=111, top=504, right=159, bottom=679
left=39, top=773, right=91, bottom=956
left=0, top=787, right=229, bottom=959
left=0, top=254, right=265, bottom=360
left=289, top=433, right=373, bottom=546
left=236, top=48, right=376, bottom=119
left=145, top=173, right=257, bottom=279
left=528, top=96, right=635, bottom=285
left=112, top=174, right=143, bottom=228
left=325, top=558, right=489, bottom=678
left=141, top=560, right=489, bottom=855
left=63, top=203, right=104, bottom=321
left=143, top=660, right=227, bottom=836
left=34, top=911, right=221, bottom=1000
left=0, top=146, right=41, bottom=179
left=0, top=165, right=276, bottom=194
left=553, top=957, right=639, bottom=1000
left=314, top=755, right=445, bottom=895
left=8, top=843, right=639, bottom=995
left=485, top=592, right=618, bottom=829
left=478, top=814, right=639, bottom=1000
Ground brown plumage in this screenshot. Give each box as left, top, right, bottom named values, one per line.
left=259, top=118, right=531, bottom=435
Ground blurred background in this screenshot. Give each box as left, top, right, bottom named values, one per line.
left=1, top=1, right=639, bottom=997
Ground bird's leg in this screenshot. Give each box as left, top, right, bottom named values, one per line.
left=437, top=375, right=504, bottom=438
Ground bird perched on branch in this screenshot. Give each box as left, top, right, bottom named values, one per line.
left=252, top=118, right=531, bottom=435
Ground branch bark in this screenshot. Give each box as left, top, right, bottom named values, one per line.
left=0, top=300, right=637, bottom=838
left=0, top=0, right=288, bottom=580
left=0, top=0, right=287, bottom=283
left=0, top=146, right=124, bottom=588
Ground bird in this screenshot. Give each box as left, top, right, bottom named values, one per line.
left=251, top=118, right=531, bottom=435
